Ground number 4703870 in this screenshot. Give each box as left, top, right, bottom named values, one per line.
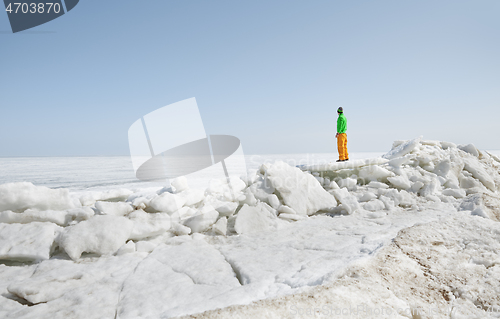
left=5, top=2, right=61, bottom=14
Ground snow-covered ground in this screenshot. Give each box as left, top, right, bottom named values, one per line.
left=1, top=140, right=500, bottom=318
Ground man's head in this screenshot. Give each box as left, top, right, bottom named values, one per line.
left=337, top=107, right=343, bottom=114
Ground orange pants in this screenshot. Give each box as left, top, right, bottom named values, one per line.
left=337, top=133, right=349, bottom=160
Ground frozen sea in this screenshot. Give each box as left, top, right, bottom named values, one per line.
left=0, top=152, right=385, bottom=191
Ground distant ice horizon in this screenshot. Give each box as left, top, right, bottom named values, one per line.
left=3, top=150, right=500, bottom=191
left=0, top=152, right=385, bottom=191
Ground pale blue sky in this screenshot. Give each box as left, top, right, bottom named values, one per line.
left=1, top=0, right=499, bottom=156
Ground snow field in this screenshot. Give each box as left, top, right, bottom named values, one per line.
left=0, top=137, right=500, bottom=318
left=185, top=212, right=500, bottom=319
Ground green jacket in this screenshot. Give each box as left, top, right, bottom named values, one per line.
left=337, top=113, right=347, bottom=134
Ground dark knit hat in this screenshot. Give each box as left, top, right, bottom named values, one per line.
left=337, top=107, right=343, bottom=113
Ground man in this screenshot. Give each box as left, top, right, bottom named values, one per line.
left=335, top=107, right=349, bottom=162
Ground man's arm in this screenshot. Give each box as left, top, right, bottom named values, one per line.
left=336, top=116, right=341, bottom=137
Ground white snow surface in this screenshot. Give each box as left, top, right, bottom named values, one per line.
left=0, top=222, right=61, bottom=261
left=1, top=141, right=500, bottom=318
left=234, top=204, right=278, bottom=234
left=382, top=136, right=422, bottom=160
left=266, top=161, right=337, bottom=215
left=0, top=182, right=77, bottom=212
left=300, top=157, right=389, bottom=172
left=57, top=215, right=134, bottom=260
left=0, top=207, right=94, bottom=226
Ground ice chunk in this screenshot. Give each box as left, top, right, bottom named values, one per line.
left=240, top=189, right=258, bottom=206
left=437, top=176, right=447, bottom=187
left=329, top=180, right=340, bottom=189
left=387, top=176, right=411, bottom=190
left=387, top=154, right=415, bottom=167
left=278, top=213, right=305, bottom=221
left=301, top=158, right=389, bottom=172
left=183, top=205, right=219, bottom=234
left=266, top=161, right=337, bottom=215
left=170, top=222, right=191, bottom=236
left=267, top=194, right=281, bottom=209
left=421, top=140, right=440, bottom=146
left=116, top=241, right=136, bottom=256
left=391, top=140, right=405, bottom=148
left=178, top=189, right=205, bottom=207
left=95, top=201, right=133, bottom=216
left=459, top=172, right=483, bottom=190
left=440, top=141, right=457, bottom=149
left=419, top=177, right=440, bottom=197
left=212, top=201, right=238, bottom=217
left=149, top=192, right=186, bottom=213
left=459, top=194, right=481, bottom=212
left=359, top=192, right=377, bottom=202
left=0, top=182, right=76, bottom=212
left=212, top=217, right=227, bottom=236
left=259, top=201, right=278, bottom=217
left=248, top=182, right=273, bottom=202
left=379, top=195, right=396, bottom=210
left=65, top=207, right=95, bottom=224
left=277, top=205, right=298, bottom=215
left=462, top=158, right=496, bottom=191
left=0, top=209, right=69, bottom=225
left=367, top=181, right=389, bottom=189
left=398, top=190, right=416, bottom=207
left=248, top=188, right=266, bottom=203
left=177, top=206, right=198, bottom=220
left=0, top=207, right=94, bottom=226
left=363, top=199, right=386, bottom=211
left=331, top=188, right=360, bottom=214
left=79, top=189, right=133, bottom=206
left=382, top=136, right=422, bottom=160
left=0, top=222, right=61, bottom=261
left=442, top=188, right=466, bottom=199
left=433, top=159, right=451, bottom=178
left=130, top=196, right=150, bottom=210
left=415, top=155, right=432, bottom=167
left=234, top=204, right=276, bottom=234
left=57, top=215, right=134, bottom=260
left=444, top=179, right=460, bottom=190
left=459, top=193, right=500, bottom=221
left=411, top=181, right=425, bottom=192
left=128, top=210, right=171, bottom=240
left=380, top=189, right=415, bottom=207
left=458, top=144, right=479, bottom=157
left=471, top=207, right=489, bottom=218
left=358, top=165, right=394, bottom=182
left=136, top=241, right=156, bottom=253
left=338, top=177, right=357, bottom=191
left=421, top=162, right=435, bottom=172
left=486, top=151, right=500, bottom=163
left=229, top=177, right=248, bottom=194
left=171, top=176, right=189, bottom=193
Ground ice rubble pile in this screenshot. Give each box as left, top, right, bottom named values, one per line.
left=0, top=137, right=499, bottom=263
left=307, top=137, right=500, bottom=218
